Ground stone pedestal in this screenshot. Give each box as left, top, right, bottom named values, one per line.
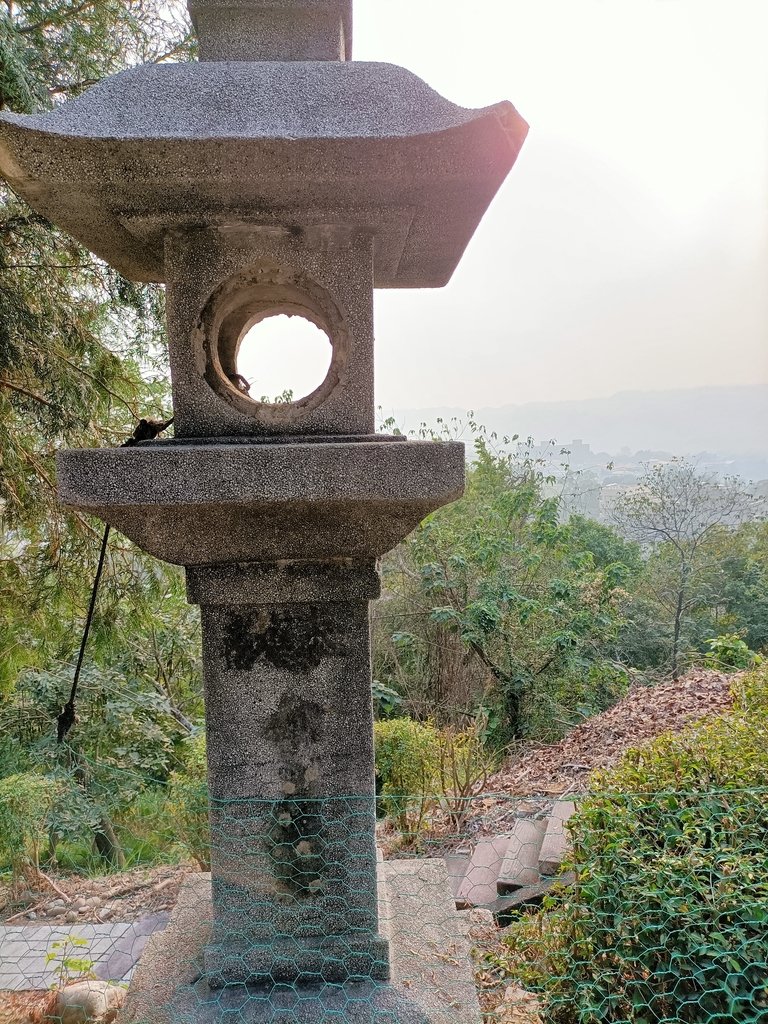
left=187, top=562, right=388, bottom=986
left=120, top=863, right=482, bottom=1024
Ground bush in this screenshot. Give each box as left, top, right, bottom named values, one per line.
left=374, top=718, right=439, bottom=835
left=0, top=772, right=61, bottom=886
left=497, top=666, right=768, bottom=1024
left=704, top=633, right=761, bottom=671
left=116, top=786, right=186, bottom=868
left=167, top=732, right=210, bottom=869
left=374, top=717, right=498, bottom=837
left=434, top=720, right=498, bottom=829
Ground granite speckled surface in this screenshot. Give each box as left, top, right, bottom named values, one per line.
left=0, top=60, right=527, bottom=283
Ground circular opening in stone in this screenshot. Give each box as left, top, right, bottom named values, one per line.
left=235, top=313, right=333, bottom=404
left=200, top=264, right=350, bottom=425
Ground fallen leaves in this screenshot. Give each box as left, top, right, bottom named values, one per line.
left=492, top=984, right=543, bottom=1024
left=488, top=670, right=737, bottom=796
left=1, top=863, right=193, bottom=926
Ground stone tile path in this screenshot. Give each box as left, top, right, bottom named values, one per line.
left=0, top=914, right=169, bottom=991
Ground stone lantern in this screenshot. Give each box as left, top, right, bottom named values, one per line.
left=0, top=2, right=527, bottom=1019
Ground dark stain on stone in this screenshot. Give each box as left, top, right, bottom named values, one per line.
left=222, top=604, right=347, bottom=673
left=265, top=693, right=326, bottom=750
left=262, top=697, right=327, bottom=897
left=268, top=797, right=326, bottom=897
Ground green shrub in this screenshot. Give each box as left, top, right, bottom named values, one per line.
left=704, top=633, right=761, bottom=671
left=374, top=716, right=496, bottom=837
left=116, top=786, right=186, bottom=868
left=434, top=720, right=498, bottom=829
left=167, top=732, right=210, bottom=869
left=374, top=718, right=439, bottom=834
left=0, top=772, right=61, bottom=886
left=371, top=679, right=405, bottom=720
left=523, top=661, right=630, bottom=742
left=497, top=666, right=768, bottom=1024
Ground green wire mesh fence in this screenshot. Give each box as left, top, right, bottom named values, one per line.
left=1, top=785, right=767, bottom=1024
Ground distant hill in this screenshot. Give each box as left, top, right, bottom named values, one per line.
left=391, top=385, right=768, bottom=460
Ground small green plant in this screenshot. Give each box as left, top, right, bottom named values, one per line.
left=371, top=680, right=404, bottom=720
left=46, top=936, right=94, bottom=989
left=704, top=632, right=761, bottom=670
left=434, top=719, right=498, bottom=830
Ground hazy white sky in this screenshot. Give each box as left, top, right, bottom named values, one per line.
left=242, top=0, right=768, bottom=411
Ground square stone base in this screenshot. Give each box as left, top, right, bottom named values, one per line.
left=120, top=860, right=480, bottom=1024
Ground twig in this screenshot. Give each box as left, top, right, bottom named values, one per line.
left=5, top=904, right=43, bottom=924
left=34, top=868, right=68, bottom=901
left=0, top=378, right=55, bottom=408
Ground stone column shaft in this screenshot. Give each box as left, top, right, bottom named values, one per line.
left=186, top=561, right=389, bottom=986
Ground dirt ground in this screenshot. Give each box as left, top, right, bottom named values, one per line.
left=0, top=990, right=50, bottom=1024
left=0, top=862, right=193, bottom=928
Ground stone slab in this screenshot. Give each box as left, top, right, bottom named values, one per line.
left=56, top=439, right=465, bottom=564
left=490, top=872, right=578, bottom=918
left=120, top=874, right=213, bottom=1020
left=443, top=853, right=469, bottom=902
left=188, top=0, right=353, bottom=62
left=496, top=818, right=547, bottom=893
left=122, top=861, right=479, bottom=1024
left=0, top=62, right=527, bottom=285
left=455, top=837, right=509, bottom=910
left=0, top=916, right=169, bottom=992
left=538, top=802, right=576, bottom=877
left=186, top=560, right=380, bottom=606
left=95, top=914, right=171, bottom=984
left=380, top=859, right=481, bottom=1024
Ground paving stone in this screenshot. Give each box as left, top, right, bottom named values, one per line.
left=455, top=836, right=509, bottom=909
left=381, top=859, right=482, bottom=1024
left=538, top=801, right=576, bottom=876
left=443, top=853, right=470, bottom=901
left=493, top=872, right=578, bottom=918
left=0, top=916, right=170, bottom=992
left=497, top=817, right=547, bottom=893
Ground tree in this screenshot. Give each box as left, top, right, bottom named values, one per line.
left=375, top=435, right=631, bottom=745
left=0, top=2, right=200, bottom=867
left=566, top=514, right=643, bottom=573
left=612, top=460, right=761, bottom=678
left=1, top=0, right=192, bottom=530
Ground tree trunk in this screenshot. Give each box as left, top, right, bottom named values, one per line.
left=94, top=815, right=125, bottom=869
left=505, top=685, right=524, bottom=740
left=47, top=828, right=58, bottom=867
left=671, top=572, right=687, bottom=680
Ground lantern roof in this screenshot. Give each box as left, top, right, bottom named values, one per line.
left=0, top=58, right=526, bottom=285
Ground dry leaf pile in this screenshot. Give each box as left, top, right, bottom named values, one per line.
left=491, top=985, right=543, bottom=1024
left=488, top=670, right=736, bottom=796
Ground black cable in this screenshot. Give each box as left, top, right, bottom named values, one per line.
left=57, top=523, right=111, bottom=742
left=56, top=413, right=174, bottom=742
